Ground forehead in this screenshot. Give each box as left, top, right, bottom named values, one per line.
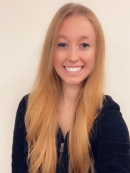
left=58, top=15, right=96, bottom=39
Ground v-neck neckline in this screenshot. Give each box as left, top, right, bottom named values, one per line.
left=58, top=126, right=69, bottom=142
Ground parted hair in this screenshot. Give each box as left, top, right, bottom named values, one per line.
left=25, top=3, right=105, bottom=173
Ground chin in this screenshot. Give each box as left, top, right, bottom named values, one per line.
left=62, top=79, right=85, bottom=86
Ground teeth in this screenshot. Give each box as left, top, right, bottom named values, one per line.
left=65, top=66, right=82, bottom=72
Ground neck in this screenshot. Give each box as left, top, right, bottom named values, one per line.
left=60, top=82, right=83, bottom=106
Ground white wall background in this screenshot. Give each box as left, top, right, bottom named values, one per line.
left=0, top=0, right=130, bottom=172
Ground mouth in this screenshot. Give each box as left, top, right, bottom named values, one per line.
left=63, top=66, right=84, bottom=72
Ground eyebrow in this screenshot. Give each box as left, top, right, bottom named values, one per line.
left=80, top=36, right=89, bottom=39
left=58, top=35, right=68, bottom=40
left=58, top=35, right=89, bottom=40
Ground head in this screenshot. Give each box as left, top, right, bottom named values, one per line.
left=39, top=3, right=105, bottom=90
left=26, top=3, right=105, bottom=173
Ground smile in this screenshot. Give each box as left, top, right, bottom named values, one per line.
left=64, top=66, right=83, bottom=72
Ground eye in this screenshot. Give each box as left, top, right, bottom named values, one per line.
left=58, top=43, right=67, bottom=48
left=80, top=43, right=90, bottom=48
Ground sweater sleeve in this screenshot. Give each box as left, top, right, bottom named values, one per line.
left=12, top=96, right=28, bottom=173
left=94, top=102, right=130, bottom=173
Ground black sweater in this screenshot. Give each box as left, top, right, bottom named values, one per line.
left=12, top=95, right=130, bottom=173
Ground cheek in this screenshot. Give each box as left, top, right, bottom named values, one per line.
left=53, top=53, right=63, bottom=72
left=89, top=54, right=95, bottom=67
left=53, top=51, right=67, bottom=66
left=82, top=51, right=95, bottom=67
left=53, top=52, right=60, bottom=67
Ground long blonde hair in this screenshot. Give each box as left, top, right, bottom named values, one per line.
left=25, top=3, right=105, bottom=173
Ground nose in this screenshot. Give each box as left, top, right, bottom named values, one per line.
left=67, top=46, right=79, bottom=63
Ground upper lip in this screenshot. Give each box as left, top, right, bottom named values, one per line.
left=63, top=66, right=84, bottom=67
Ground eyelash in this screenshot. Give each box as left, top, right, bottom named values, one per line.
left=81, top=43, right=90, bottom=48
left=58, top=43, right=67, bottom=48
left=57, top=43, right=90, bottom=49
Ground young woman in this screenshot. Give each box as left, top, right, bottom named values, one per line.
left=12, top=3, right=130, bottom=173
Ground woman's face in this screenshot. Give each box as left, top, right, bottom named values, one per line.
left=53, top=15, right=96, bottom=86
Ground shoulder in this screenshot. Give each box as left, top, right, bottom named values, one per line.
left=100, top=95, right=120, bottom=114
left=14, top=94, right=29, bottom=129
left=16, top=94, right=28, bottom=118
left=17, top=94, right=28, bottom=113
left=12, top=95, right=29, bottom=172
left=91, top=96, right=130, bottom=172
left=92, top=95, right=129, bottom=143
left=98, top=95, right=125, bottom=125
